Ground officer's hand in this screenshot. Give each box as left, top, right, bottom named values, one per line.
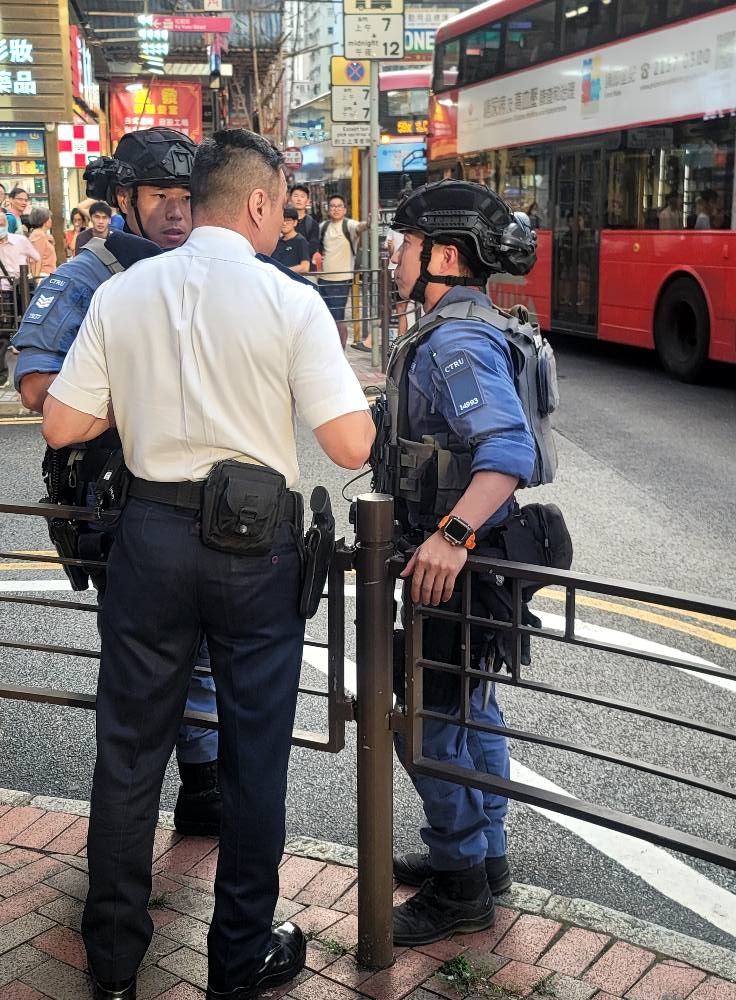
left=400, top=531, right=468, bottom=606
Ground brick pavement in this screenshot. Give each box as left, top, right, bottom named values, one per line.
left=0, top=804, right=733, bottom=1000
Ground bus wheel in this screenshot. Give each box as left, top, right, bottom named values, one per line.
left=654, top=277, right=710, bottom=382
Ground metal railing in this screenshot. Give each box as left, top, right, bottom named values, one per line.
left=0, top=499, right=353, bottom=754
left=3, top=492, right=733, bottom=972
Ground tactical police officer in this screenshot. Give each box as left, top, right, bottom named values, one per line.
left=42, top=128, right=375, bottom=1000
left=13, top=128, right=223, bottom=837
left=377, top=180, right=539, bottom=946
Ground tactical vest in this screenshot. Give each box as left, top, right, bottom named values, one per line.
left=371, top=299, right=559, bottom=530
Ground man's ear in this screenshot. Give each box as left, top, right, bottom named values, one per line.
left=115, top=187, right=131, bottom=214
left=247, top=188, right=267, bottom=228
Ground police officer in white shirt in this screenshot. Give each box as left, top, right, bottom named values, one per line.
left=42, top=129, right=376, bottom=1000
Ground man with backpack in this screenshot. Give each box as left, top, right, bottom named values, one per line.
left=372, top=180, right=566, bottom=947
left=315, top=194, right=367, bottom=348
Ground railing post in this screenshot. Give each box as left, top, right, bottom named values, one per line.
left=355, top=492, right=395, bottom=970
left=379, top=250, right=391, bottom=374
left=18, top=264, right=31, bottom=313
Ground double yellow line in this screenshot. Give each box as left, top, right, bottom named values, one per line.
left=537, top=587, right=736, bottom=651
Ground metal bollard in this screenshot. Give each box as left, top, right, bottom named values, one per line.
left=355, top=492, right=396, bottom=970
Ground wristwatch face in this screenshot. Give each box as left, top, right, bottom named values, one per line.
left=444, top=516, right=470, bottom=544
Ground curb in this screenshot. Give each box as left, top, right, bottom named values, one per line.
left=2, top=787, right=734, bottom=982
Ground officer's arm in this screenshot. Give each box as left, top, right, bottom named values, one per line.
left=400, top=471, right=518, bottom=607
left=313, top=412, right=375, bottom=469
left=42, top=396, right=111, bottom=449
left=19, top=372, right=56, bottom=413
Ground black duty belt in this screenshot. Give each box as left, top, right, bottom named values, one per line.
left=128, top=477, right=302, bottom=526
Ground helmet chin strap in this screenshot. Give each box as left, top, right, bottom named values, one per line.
left=408, top=239, right=485, bottom=304
left=130, top=187, right=149, bottom=241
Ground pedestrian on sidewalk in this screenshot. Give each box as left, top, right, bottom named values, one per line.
left=289, top=183, right=320, bottom=263
left=42, top=127, right=375, bottom=1000
left=74, top=201, right=112, bottom=254
left=316, top=194, right=368, bottom=350
left=13, top=129, right=223, bottom=845
left=27, top=208, right=58, bottom=278
left=0, top=210, right=39, bottom=387
left=375, top=180, right=539, bottom=947
left=273, top=205, right=311, bottom=273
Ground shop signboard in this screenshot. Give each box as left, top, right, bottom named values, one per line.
left=0, top=4, right=71, bottom=124
left=110, top=81, right=203, bottom=144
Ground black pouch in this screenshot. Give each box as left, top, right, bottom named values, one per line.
left=201, top=460, right=287, bottom=556
left=94, top=449, right=131, bottom=516
left=500, top=502, right=573, bottom=601
left=299, top=486, right=335, bottom=619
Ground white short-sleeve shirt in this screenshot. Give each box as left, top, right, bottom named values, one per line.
left=48, top=226, right=369, bottom=486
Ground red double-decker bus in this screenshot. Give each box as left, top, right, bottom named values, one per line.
left=428, top=0, right=736, bottom=380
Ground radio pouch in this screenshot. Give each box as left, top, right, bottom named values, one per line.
left=94, top=449, right=131, bottom=516
left=201, top=460, right=287, bottom=556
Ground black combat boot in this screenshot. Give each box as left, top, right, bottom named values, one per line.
left=174, top=760, right=222, bottom=837
left=393, top=863, right=495, bottom=946
left=393, top=852, right=512, bottom=895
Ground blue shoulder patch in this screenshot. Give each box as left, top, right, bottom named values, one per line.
left=439, top=350, right=484, bottom=417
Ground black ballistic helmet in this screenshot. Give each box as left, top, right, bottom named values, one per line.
left=84, top=127, right=196, bottom=240
left=392, top=180, right=537, bottom=303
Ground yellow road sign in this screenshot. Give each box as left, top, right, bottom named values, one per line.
left=330, top=56, right=371, bottom=87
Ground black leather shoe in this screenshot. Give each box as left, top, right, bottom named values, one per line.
left=393, top=852, right=512, bottom=895
left=206, top=921, right=306, bottom=999
left=174, top=760, right=222, bottom=837
left=88, top=971, right=136, bottom=1000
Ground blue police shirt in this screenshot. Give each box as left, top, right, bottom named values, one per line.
left=407, top=286, right=536, bottom=527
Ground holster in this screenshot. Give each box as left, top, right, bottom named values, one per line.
left=201, top=460, right=290, bottom=556
left=46, top=517, right=89, bottom=592
left=299, top=486, right=335, bottom=619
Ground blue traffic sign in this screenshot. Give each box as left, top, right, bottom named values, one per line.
left=346, top=61, right=366, bottom=82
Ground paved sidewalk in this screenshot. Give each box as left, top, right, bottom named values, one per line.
left=0, top=795, right=733, bottom=1000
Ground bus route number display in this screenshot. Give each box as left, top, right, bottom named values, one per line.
left=344, top=14, right=405, bottom=60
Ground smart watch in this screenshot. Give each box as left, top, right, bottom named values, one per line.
left=438, top=515, right=477, bottom=550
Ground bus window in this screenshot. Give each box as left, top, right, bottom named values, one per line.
left=433, top=39, right=460, bottom=91
left=605, top=120, right=734, bottom=230
left=561, top=0, right=617, bottom=53
left=460, top=25, right=502, bottom=85
left=503, top=0, right=557, bottom=71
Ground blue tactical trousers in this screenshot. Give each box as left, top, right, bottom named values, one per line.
left=82, top=501, right=305, bottom=989
left=395, top=681, right=509, bottom=869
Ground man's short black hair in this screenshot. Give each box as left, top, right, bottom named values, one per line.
left=8, top=186, right=28, bottom=200
left=329, top=194, right=346, bottom=206
left=283, top=205, right=298, bottom=220
left=89, top=201, right=113, bottom=217
left=290, top=184, right=309, bottom=197
left=191, top=129, right=284, bottom=215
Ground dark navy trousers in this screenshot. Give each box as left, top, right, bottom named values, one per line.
left=81, top=499, right=305, bottom=990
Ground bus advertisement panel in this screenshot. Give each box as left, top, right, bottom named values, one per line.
left=428, top=0, right=736, bottom=380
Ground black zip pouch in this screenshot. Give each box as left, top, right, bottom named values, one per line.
left=201, top=460, right=287, bottom=556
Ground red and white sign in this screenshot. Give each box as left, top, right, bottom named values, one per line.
left=282, top=146, right=304, bottom=168
left=152, top=15, right=231, bottom=33
left=58, top=123, right=101, bottom=168
left=109, top=81, right=203, bottom=144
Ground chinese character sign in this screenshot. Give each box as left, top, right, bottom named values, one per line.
left=0, top=37, right=36, bottom=96
left=109, top=81, right=203, bottom=144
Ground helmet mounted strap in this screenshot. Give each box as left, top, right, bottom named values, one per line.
left=130, top=186, right=149, bottom=242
